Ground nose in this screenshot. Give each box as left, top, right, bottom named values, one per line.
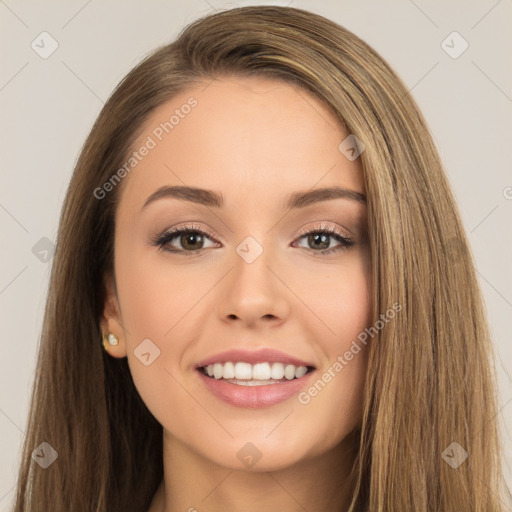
left=217, top=242, right=290, bottom=329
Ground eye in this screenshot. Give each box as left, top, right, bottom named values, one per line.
left=152, top=224, right=220, bottom=254
left=292, top=224, right=354, bottom=255
left=151, top=223, right=354, bottom=256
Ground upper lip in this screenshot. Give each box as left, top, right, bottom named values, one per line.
left=195, top=348, right=315, bottom=369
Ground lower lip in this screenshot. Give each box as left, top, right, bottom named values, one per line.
left=196, top=369, right=316, bottom=408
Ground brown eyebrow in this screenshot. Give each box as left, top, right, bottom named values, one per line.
left=141, top=185, right=366, bottom=211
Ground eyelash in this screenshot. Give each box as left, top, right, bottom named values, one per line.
left=152, top=223, right=354, bottom=256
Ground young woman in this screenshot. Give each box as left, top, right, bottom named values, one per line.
left=13, top=6, right=509, bottom=512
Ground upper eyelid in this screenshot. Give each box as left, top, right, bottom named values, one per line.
left=296, top=223, right=351, bottom=238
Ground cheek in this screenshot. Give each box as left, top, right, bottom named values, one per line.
left=114, top=241, right=196, bottom=340
left=114, top=245, right=201, bottom=420
left=118, top=270, right=198, bottom=431
left=292, top=253, right=372, bottom=438
left=297, top=354, right=368, bottom=454
left=294, top=290, right=370, bottom=450
left=298, top=249, right=372, bottom=347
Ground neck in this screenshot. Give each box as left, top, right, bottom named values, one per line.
left=152, top=429, right=360, bottom=512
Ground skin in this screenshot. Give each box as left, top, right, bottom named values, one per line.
left=100, top=76, right=372, bottom=512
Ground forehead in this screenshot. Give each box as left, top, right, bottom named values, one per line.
left=117, top=76, right=364, bottom=213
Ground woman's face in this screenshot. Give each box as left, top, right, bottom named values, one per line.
left=102, top=76, right=372, bottom=471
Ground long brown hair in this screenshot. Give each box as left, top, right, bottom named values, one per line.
left=13, top=6, right=509, bottom=511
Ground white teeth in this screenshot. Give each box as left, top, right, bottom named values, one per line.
left=270, top=362, right=285, bottom=379
left=252, top=362, right=271, bottom=380
left=202, top=361, right=311, bottom=381
left=295, top=366, right=308, bottom=378
left=284, top=364, right=296, bottom=380
left=222, top=361, right=235, bottom=379
left=227, top=379, right=281, bottom=386
left=234, top=362, right=252, bottom=380
left=213, top=363, right=223, bottom=380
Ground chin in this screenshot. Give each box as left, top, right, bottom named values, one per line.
left=193, top=431, right=322, bottom=473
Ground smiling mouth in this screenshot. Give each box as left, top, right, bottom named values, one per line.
left=199, top=361, right=315, bottom=386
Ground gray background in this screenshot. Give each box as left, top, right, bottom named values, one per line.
left=1, top=0, right=511, bottom=509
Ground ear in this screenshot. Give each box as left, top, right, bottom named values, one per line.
left=99, top=272, right=127, bottom=358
